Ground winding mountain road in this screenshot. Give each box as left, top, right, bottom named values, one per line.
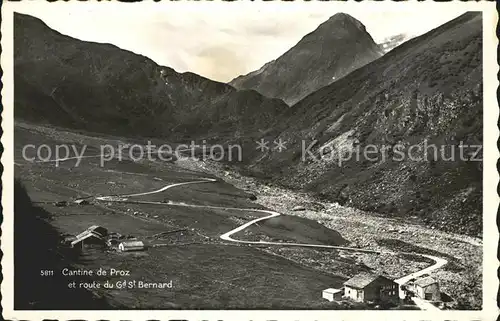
left=42, top=153, right=447, bottom=306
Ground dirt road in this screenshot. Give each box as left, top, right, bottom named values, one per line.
left=93, top=175, right=448, bottom=293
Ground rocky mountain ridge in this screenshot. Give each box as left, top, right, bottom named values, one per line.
left=14, top=13, right=288, bottom=142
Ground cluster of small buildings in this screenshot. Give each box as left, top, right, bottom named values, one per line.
left=65, top=225, right=146, bottom=252
left=323, top=272, right=441, bottom=306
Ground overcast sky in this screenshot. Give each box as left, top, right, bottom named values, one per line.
left=14, top=2, right=467, bottom=82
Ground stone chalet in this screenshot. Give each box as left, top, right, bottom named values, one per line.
left=412, top=276, right=441, bottom=301
left=343, top=272, right=399, bottom=304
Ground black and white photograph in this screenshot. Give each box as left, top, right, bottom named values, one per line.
left=1, top=1, right=498, bottom=319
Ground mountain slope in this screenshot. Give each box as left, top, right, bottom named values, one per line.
left=246, top=12, right=483, bottom=236
left=230, top=13, right=383, bottom=105
left=14, top=13, right=288, bottom=141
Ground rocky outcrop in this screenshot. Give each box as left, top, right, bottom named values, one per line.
left=230, top=13, right=383, bottom=105
left=14, top=13, right=288, bottom=142
left=247, top=12, right=483, bottom=236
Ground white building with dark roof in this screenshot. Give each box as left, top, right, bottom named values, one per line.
left=412, top=276, right=441, bottom=301
left=343, top=272, right=399, bottom=304
left=322, top=288, right=343, bottom=301
left=71, top=225, right=108, bottom=249
left=118, top=240, right=145, bottom=252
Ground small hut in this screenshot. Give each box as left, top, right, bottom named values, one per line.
left=118, top=240, right=146, bottom=252
left=74, top=199, right=90, bottom=205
